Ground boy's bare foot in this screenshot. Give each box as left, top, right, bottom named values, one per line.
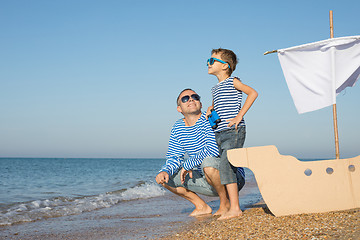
left=213, top=207, right=229, bottom=216
left=217, top=209, right=242, bottom=220
left=214, top=200, right=231, bottom=216
left=189, top=204, right=212, bottom=216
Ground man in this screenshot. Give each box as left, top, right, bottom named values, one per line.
left=155, top=89, right=231, bottom=216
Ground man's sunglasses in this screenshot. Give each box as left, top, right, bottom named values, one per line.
left=181, top=94, right=201, bottom=103
left=207, top=57, right=231, bottom=69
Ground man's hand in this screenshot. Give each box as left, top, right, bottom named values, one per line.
left=206, top=106, right=213, bottom=120
left=155, top=171, right=169, bottom=185
left=180, top=168, right=193, bottom=184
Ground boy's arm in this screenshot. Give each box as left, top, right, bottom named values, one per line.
left=227, top=78, right=258, bottom=129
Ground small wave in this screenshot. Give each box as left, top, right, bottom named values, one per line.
left=0, top=182, right=166, bottom=226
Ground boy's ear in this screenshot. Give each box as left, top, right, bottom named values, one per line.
left=222, top=63, right=229, bottom=71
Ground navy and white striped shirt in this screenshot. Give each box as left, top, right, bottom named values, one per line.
left=160, top=112, right=219, bottom=176
left=212, top=76, right=246, bottom=178
left=211, top=76, right=245, bottom=133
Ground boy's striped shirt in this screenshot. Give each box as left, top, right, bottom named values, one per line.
left=211, top=76, right=245, bottom=133
left=212, top=76, right=246, bottom=178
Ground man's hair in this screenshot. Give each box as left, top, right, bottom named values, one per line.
left=176, top=88, right=196, bottom=106
left=211, top=48, right=238, bottom=75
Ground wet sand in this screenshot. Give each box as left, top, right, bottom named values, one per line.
left=2, top=198, right=359, bottom=240
left=2, top=174, right=359, bottom=240
left=0, top=194, right=194, bottom=240
left=0, top=171, right=262, bottom=240
left=162, top=206, right=360, bottom=240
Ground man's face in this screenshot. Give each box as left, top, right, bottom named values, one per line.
left=177, top=90, right=202, bottom=115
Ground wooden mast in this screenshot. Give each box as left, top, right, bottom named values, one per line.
left=330, top=10, right=340, bottom=159
left=264, top=11, right=341, bottom=159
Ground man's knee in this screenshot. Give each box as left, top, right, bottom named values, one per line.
left=203, top=166, right=219, bottom=177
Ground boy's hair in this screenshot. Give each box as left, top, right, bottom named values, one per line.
left=176, top=88, right=195, bottom=106
left=211, top=48, right=238, bottom=75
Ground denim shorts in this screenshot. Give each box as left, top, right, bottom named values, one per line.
left=165, top=157, right=220, bottom=196
left=165, top=156, right=245, bottom=196
left=215, top=126, right=246, bottom=185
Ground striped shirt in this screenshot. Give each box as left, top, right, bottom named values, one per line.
left=160, top=112, right=219, bottom=176
left=211, top=76, right=245, bottom=133
left=212, top=76, right=246, bottom=178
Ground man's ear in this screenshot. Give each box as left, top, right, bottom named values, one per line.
left=177, top=105, right=182, bottom=113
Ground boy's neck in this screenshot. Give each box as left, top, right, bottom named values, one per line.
left=215, top=72, right=230, bottom=83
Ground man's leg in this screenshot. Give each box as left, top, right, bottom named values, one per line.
left=202, top=166, right=230, bottom=215
left=161, top=184, right=212, bottom=216
left=163, top=171, right=213, bottom=216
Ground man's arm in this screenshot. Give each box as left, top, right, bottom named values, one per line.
left=159, top=126, right=185, bottom=176
left=180, top=168, right=193, bottom=184
left=156, top=171, right=169, bottom=184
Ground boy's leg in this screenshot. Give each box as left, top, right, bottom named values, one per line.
left=216, top=126, right=246, bottom=220
left=218, top=182, right=242, bottom=220
left=215, top=126, right=246, bottom=186
left=215, top=130, right=239, bottom=186
left=201, top=157, right=230, bottom=216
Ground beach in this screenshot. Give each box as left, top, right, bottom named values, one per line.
left=1, top=158, right=359, bottom=239
left=163, top=207, right=360, bottom=240
left=0, top=195, right=192, bottom=240
left=1, top=202, right=359, bottom=240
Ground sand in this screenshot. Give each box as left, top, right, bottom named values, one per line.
left=3, top=203, right=359, bottom=240
left=1, top=184, right=359, bottom=240
left=161, top=206, right=360, bottom=240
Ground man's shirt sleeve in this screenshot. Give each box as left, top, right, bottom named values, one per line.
left=160, top=126, right=185, bottom=176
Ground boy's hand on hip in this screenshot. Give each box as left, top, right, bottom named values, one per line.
left=227, top=116, right=243, bottom=129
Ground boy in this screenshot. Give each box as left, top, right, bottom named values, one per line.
left=206, top=48, right=258, bottom=220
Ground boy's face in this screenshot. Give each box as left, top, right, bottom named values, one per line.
left=207, top=53, right=228, bottom=75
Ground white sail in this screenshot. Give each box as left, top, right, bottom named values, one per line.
left=277, top=36, right=360, bottom=114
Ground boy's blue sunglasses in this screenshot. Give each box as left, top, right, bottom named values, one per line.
left=207, top=57, right=231, bottom=69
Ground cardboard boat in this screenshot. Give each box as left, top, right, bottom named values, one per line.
left=228, top=145, right=360, bottom=216
left=229, top=13, right=360, bottom=217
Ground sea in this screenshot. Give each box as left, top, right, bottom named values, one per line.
left=0, top=157, right=262, bottom=239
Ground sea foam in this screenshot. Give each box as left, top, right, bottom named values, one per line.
left=0, top=182, right=166, bottom=226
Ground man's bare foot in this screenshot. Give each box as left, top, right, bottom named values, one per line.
left=217, top=209, right=242, bottom=220
left=189, top=204, right=212, bottom=216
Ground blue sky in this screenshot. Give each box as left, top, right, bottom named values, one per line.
left=0, top=0, right=359, bottom=159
